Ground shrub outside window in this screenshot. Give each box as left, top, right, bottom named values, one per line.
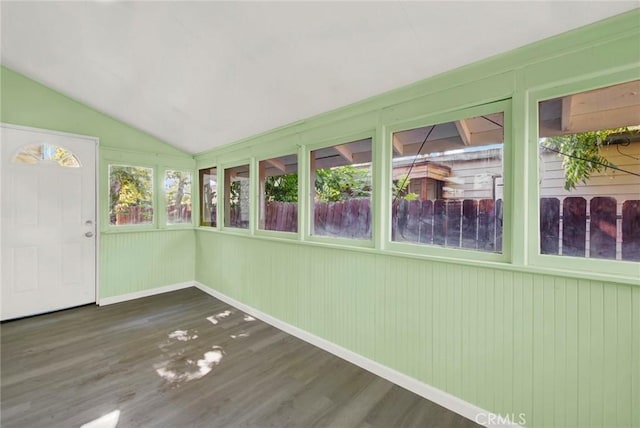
left=199, top=167, right=217, bottom=227
left=164, top=170, right=192, bottom=225
left=108, top=164, right=154, bottom=226
left=391, top=112, right=505, bottom=253
left=538, top=80, right=640, bottom=262
left=224, top=164, right=250, bottom=229
left=310, top=138, right=372, bottom=239
left=259, top=154, right=298, bottom=232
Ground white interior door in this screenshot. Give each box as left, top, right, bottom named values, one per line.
left=1, top=124, right=97, bottom=320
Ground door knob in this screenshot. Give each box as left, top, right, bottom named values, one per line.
left=85, top=231, right=94, bottom=238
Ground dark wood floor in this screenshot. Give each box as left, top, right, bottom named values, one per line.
left=1, top=287, right=479, bottom=428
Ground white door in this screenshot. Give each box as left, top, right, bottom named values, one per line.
left=1, top=124, right=97, bottom=320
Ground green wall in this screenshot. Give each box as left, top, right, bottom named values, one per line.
left=194, top=10, right=640, bottom=428
left=1, top=66, right=196, bottom=298
left=196, top=233, right=638, bottom=428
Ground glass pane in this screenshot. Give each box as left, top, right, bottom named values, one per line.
left=311, top=138, right=372, bottom=239
left=259, top=154, right=298, bottom=232
left=538, top=80, right=640, bottom=261
left=165, top=170, right=192, bottom=225
left=224, top=164, right=250, bottom=229
left=13, top=143, right=80, bottom=167
left=391, top=112, right=504, bottom=253
left=200, top=167, right=217, bottom=227
left=109, top=165, right=154, bottom=226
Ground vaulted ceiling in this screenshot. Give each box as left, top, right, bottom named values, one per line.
left=1, top=1, right=636, bottom=154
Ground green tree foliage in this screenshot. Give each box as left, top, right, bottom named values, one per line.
left=265, top=173, right=298, bottom=202
left=540, top=128, right=636, bottom=191
left=109, top=166, right=153, bottom=222
left=229, top=180, right=246, bottom=207
left=392, top=174, right=419, bottom=201
left=165, top=170, right=191, bottom=208
left=315, top=165, right=371, bottom=202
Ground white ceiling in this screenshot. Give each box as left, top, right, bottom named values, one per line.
left=1, top=1, right=637, bottom=155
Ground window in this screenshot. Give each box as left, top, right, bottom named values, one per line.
left=259, top=154, right=298, bottom=232
left=391, top=112, right=505, bottom=253
left=199, top=167, right=217, bottom=227
left=164, top=170, right=192, bottom=225
left=109, top=165, right=154, bottom=226
left=13, top=143, right=80, bottom=167
left=224, top=164, right=250, bottom=229
left=538, top=80, right=640, bottom=262
left=310, top=138, right=372, bottom=239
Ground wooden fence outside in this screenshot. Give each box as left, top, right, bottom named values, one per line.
left=263, top=201, right=298, bottom=232
left=392, top=198, right=503, bottom=252
left=114, top=206, right=153, bottom=225
left=314, top=199, right=371, bottom=239
left=261, top=198, right=503, bottom=250
left=263, top=196, right=640, bottom=261
left=541, top=196, right=640, bottom=261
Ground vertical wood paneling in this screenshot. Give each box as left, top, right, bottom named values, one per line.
left=577, top=279, right=592, bottom=428
left=503, top=271, right=514, bottom=415
left=461, top=266, right=475, bottom=402
left=542, top=276, right=555, bottom=428
left=494, top=270, right=506, bottom=414
left=405, top=260, right=421, bottom=379
left=100, top=230, right=195, bottom=298
left=477, top=268, right=490, bottom=409
left=396, top=258, right=409, bottom=372
left=432, top=262, right=444, bottom=390
left=616, top=284, right=632, bottom=428
left=531, top=275, right=542, bottom=427
left=565, top=279, right=579, bottom=428
left=632, top=286, right=640, bottom=428
left=195, top=232, right=638, bottom=428
left=603, top=284, right=619, bottom=426
left=423, top=259, right=434, bottom=384
left=590, top=283, right=605, bottom=427
left=554, top=277, right=567, bottom=428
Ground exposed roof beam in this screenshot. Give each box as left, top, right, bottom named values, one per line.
left=392, top=135, right=404, bottom=155
left=561, top=95, right=574, bottom=131
left=400, top=128, right=504, bottom=155
left=455, top=119, right=472, bottom=146
left=334, top=144, right=353, bottom=162
left=540, top=105, right=640, bottom=137
left=266, top=158, right=286, bottom=173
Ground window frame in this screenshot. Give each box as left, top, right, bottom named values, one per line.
left=527, top=70, right=640, bottom=280
left=254, top=150, right=300, bottom=240
left=161, top=167, right=194, bottom=228
left=221, top=160, right=252, bottom=233
left=105, top=162, right=157, bottom=230
left=305, top=131, right=376, bottom=248
left=384, top=100, right=512, bottom=264
left=198, top=165, right=219, bottom=229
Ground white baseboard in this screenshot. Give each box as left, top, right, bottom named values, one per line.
left=98, top=281, right=194, bottom=306
left=193, top=281, right=520, bottom=428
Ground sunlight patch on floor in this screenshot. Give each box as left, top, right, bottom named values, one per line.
left=168, top=330, right=198, bottom=341
left=230, top=332, right=250, bottom=339
left=80, top=410, right=120, bottom=428
left=154, top=346, right=224, bottom=384
left=206, top=310, right=234, bottom=325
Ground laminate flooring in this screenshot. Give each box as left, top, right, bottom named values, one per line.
left=1, top=287, right=480, bottom=428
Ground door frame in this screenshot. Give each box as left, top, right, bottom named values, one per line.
left=0, top=122, right=100, bottom=310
